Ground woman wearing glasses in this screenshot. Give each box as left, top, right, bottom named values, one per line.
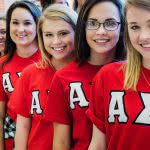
left=44, top=0, right=125, bottom=150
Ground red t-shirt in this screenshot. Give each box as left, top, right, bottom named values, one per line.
left=0, top=50, right=41, bottom=121
left=87, top=61, right=150, bottom=150
left=8, top=63, right=55, bottom=150
left=44, top=61, right=101, bottom=150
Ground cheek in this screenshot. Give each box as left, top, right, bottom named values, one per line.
left=66, top=35, right=75, bottom=47
left=128, top=31, right=137, bottom=46
left=29, top=24, right=37, bottom=33
left=86, top=31, right=93, bottom=44
left=43, top=39, right=50, bottom=48
left=111, top=29, right=120, bottom=41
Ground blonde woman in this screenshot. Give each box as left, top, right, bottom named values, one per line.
left=8, top=4, right=77, bottom=150
left=87, top=0, right=150, bottom=149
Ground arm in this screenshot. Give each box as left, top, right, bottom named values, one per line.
left=88, top=124, right=106, bottom=150
left=15, top=115, right=31, bottom=150
left=53, top=122, right=71, bottom=150
left=0, top=101, right=5, bottom=150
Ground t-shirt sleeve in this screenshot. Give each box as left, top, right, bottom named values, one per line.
left=86, top=70, right=106, bottom=133
left=8, top=70, right=30, bottom=118
left=43, top=74, right=72, bottom=125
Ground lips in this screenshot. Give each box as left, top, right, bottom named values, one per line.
left=52, top=46, right=66, bottom=52
left=94, top=39, right=110, bottom=43
left=0, top=40, right=5, bottom=43
left=16, top=34, right=27, bottom=38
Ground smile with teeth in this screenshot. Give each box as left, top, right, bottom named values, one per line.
left=94, top=39, right=110, bottom=43
left=141, top=44, right=150, bottom=48
left=53, top=47, right=65, bottom=51
left=17, top=34, right=27, bottom=38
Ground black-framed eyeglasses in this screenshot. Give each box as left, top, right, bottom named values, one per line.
left=86, top=19, right=121, bottom=31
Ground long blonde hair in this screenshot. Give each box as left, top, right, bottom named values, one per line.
left=124, top=0, right=150, bottom=90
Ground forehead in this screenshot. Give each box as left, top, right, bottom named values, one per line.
left=0, top=20, right=6, bottom=28
left=88, top=2, right=120, bottom=21
left=11, top=7, right=34, bottom=20
left=42, top=18, right=73, bottom=31
left=126, top=5, right=150, bottom=23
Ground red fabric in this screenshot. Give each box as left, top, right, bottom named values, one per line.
left=8, top=64, right=55, bottom=150
left=5, top=139, right=14, bottom=150
left=44, top=61, right=101, bottom=150
left=87, top=61, right=150, bottom=150
left=0, top=50, right=41, bottom=149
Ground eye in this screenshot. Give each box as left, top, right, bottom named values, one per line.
left=59, top=31, right=69, bottom=36
left=0, top=30, right=6, bottom=35
left=11, top=21, right=18, bottom=25
left=130, top=25, right=140, bottom=30
left=105, top=20, right=118, bottom=27
left=44, top=33, right=53, bottom=37
left=87, top=20, right=98, bottom=27
left=24, top=21, right=32, bottom=25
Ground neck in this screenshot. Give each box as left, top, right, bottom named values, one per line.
left=51, top=57, right=74, bottom=70
left=88, top=49, right=115, bottom=66
left=16, top=41, right=38, bottom=58
left=143, top=59, right=150, bottom=70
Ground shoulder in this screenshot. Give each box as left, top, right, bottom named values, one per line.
left=20, top=63, right=40, bottom=79
left=0, top=55, right=8, bottom=64
left=96, top=61, right=125, bottom=78
left=55, top=61, right=78, bottom=76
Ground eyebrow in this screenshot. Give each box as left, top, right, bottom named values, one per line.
left=43, top=30, right=70, bottom=33
left=11, top=19, right=33, bottom=22
left=88, top=18, right=119, bottom=22
left=128, top=19, right=150, bottom=25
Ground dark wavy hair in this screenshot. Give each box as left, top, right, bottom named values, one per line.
left=75, top=0, right=125, bottom=65
left=2, top=0, right=41, bottom=68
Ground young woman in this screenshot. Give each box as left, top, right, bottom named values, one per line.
left=8, top=4, right=77, bottom=150
left=44, top=0, right=125, bottom=150
left=39, top=0, right=70, bottom=10
left=87, top=0, right=150, bottom=149
left=0, top=1, right=41, bottom=150
left=0, top=14, right=6, bottom=57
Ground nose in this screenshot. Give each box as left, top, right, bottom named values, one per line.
left=0, top=35, right=3, bottom=39
left=53, top=35, right=62, bottom=45
left=18, top=24, right=25, bottom=32
left=96, top=25, right=107, bottom=35
left=0, top=33, right=5, bottom=39
left=139, top=28, right=150, bottom=42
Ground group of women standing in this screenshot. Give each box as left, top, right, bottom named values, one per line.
left=0, top=0, right=150, bottom=150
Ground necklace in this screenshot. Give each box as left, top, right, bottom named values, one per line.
left=142, top=71, right=150, bottom=87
